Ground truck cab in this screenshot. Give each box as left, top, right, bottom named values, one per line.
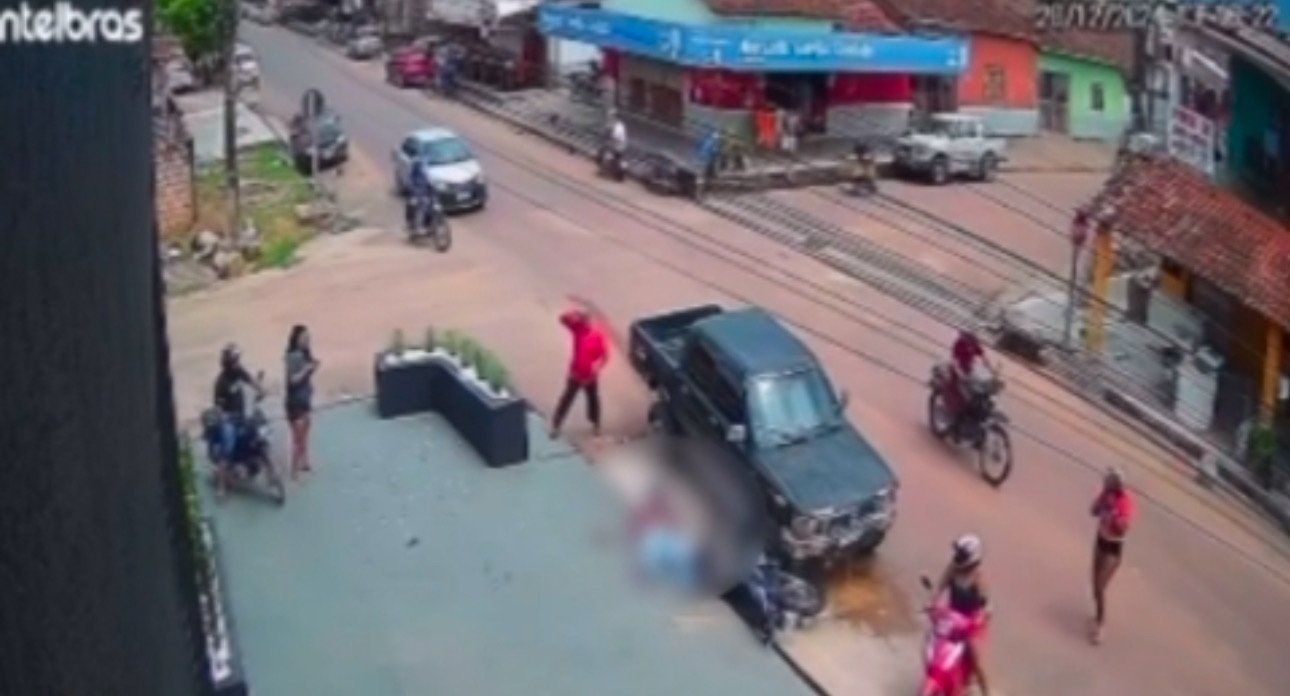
left=894, top=113, right=1005, bottom=185
left=630, top=305, right=898, bottom=563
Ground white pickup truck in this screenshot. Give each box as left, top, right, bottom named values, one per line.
left=893, top=113, right=1005, bottom=185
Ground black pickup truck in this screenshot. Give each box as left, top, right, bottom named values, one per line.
left=629, top=304, right=898, bottom=563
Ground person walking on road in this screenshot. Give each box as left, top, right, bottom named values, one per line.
left=1090, top=467, right=1135, bottom=644
left=285, top=324, right=320, bottom=479
left=551, top=308, right=608, bottom=439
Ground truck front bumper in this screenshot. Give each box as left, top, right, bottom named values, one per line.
left=780, top=510, right=895, bottom=561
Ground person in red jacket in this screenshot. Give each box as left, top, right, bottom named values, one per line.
left=551, top=308, right=609, bottom=438
left=1090, top=467, right=1135, bottom=644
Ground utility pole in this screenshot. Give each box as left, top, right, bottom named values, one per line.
left=223, top=0, right=242, bottom=239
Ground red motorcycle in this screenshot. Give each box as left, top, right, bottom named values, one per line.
left=918, top=576, right=985, bottom=696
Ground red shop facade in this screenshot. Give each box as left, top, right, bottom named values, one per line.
left=600, top=48, right=917, bottom=140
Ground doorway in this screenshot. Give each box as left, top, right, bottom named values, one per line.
left=911, top=75, right=957, bottom=126
left=1038, top=70, right=1070, bottom=133
left=763, top=73, right=829, bottom=135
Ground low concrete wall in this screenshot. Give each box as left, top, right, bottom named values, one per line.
left=1068, top=111, right=1131, bottom=141
left=959, top=105, right=1039, bottom=136
left=826, top=103, right=912, bottom=140
left=685, top=104, right=753, bottom=141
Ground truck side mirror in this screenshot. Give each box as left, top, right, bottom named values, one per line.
left=726, top=424, right=747, bottom=443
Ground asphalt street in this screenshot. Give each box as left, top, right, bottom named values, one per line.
left=170, top=22, right=1290, bottom=695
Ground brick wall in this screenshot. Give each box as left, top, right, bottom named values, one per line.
left=154, top=102, right=195, bottom=240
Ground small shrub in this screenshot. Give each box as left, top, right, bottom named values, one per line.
left=492, top=361, right=511, bottom=393
left=423, top=325, right=437, bottom=351
left=459, top=337, right=480, bottom=368
left=441, top=330, right=462, bottom=357
left=388, top=329, right=407, bottom=354
left=258, top=233, right=300, bottom=269
left=177, top=435, right=212, bottom=594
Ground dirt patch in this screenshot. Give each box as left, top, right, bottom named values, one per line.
left=823, top=559, right=920, bottom=636
left=192, top=143, right=316, bottom=271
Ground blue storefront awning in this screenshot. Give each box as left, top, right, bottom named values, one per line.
left=537, top=6, right=969, bottom=75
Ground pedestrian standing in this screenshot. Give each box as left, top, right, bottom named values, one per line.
left=550, top=308, right=608, bottom=438
left=1090, top=467, right=1134, bottom=644
left=285, top=324, right=319, bottom=479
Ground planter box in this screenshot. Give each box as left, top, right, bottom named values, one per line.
left=374, top=352, right=529, bottom=467
left=199, top=519, right=248, bottom=696
left=374, top=353, right=439, bottom=419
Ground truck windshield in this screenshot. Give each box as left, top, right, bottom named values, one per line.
left=747, top=369, right=841, bottom=447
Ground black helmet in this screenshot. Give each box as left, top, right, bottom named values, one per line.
left=220, top=343, right=241, bottom=369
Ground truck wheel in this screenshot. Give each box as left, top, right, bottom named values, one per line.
left=929, top=155, right=949, bottom=185
left=977, top=152, right=998, bottom=182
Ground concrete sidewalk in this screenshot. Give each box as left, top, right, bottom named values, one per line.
left=204, top=402, right=819, bottom=696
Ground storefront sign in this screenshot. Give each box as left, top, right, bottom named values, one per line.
left=1167, top=104, right=1216, bottom=177
left=538, top=6, right=968, bottom=74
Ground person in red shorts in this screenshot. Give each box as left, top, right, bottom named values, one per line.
left=551, top=308, right=609, bottom=438
left=1090, top=467, right=1135, bottom=644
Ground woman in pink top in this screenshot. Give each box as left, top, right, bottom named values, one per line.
left=1090, top=467, right=1134, bottom=644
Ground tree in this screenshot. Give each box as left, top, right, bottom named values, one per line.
left=158, top=0, right=225, bottom=62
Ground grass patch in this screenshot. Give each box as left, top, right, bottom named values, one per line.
left=191, top=143, right=316, bottom=275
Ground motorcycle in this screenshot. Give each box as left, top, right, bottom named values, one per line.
left=597, top=146, right=626, bottom=182
left=918, top=575, right=985, bottom=696
left=746, top=555, right=825, bottom=641
left=927, top=363, right=1013, bottom=487
left=406, top=193, right=452, bottom=252
left=200, top=372, right=285, bottom=505
left=569, top=69, right=602, bottom=104
left=845, top=155, right=879, bottom=196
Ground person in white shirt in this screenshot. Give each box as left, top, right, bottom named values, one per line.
left=608, top=110, right=627, bottom=154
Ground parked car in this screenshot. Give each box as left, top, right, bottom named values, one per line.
left=289, top=108, right=349, bottom=173
left=384, top=44, right=433, bottom=88
left=392, top=128, right=488, bottom=212
left=164, top=58, right=196, bottom=94
left=345, top=27, right=383, bottom=61
left=629, top=305, right=898, bottom=565
left=893, top=113, right=1005, bottom=185
left=234, top=43, right=260, bottom=91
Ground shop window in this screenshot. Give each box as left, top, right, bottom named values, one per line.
left=983, top=65, right=1006, bottom=103
left=1090, top=82, right=1106, bottom=112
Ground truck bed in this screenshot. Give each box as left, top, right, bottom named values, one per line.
left=629, top=304, right=723, bottom=386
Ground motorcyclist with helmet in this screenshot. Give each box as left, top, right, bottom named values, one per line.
left=934, top=534, right=992, bottom=696
left=210, top=344, right=263, bottom=497
left=947, top=328, right=998, bottom=438
left=405, top=156, right=434, bottom=234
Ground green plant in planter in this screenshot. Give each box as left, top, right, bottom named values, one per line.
left=441, top=329, right=463, bottom=358
left=459, top=337, right=481, bottom=369
left=388, top=329, right=407, bottom=355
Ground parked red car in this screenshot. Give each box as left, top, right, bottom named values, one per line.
left=385, top=45, right=433, bottom=88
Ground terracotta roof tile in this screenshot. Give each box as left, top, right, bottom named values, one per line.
left=1040, top=28, right=1136, bottom=74
left=702, top=0, right=901, bottom=31
left=873, top=0, right=1034, bottom=39
left=1088, top=154, right=1290, bottom=329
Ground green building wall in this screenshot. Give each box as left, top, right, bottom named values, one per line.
left=1038, top=52, right=1131, bottom=140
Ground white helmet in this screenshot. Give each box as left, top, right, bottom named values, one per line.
left=952, top=533, right=983, bottom=569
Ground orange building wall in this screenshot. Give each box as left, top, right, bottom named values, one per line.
left=957, top=34, right=1038, bottom=109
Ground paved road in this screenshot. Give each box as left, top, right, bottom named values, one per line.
left=171, top=23, right=1290, bottom=695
